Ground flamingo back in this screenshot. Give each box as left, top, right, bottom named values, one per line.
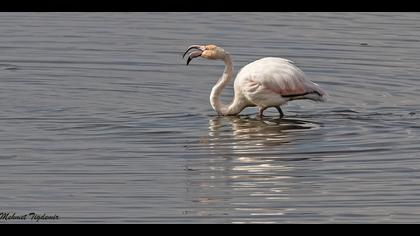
left=236, top=57, right=327, bottom=103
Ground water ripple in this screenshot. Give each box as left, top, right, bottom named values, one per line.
left=1, top=12, right=420, bottom=223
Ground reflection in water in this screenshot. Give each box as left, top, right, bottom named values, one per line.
left=184, top=116, right=321, bottom=223
left=208, top=116, right=319, bottom=152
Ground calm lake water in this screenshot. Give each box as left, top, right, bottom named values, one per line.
left=1, top=12, right=420, bottom=223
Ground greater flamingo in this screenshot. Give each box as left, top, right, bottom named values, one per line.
left=183, top=44, right=327, bottom=118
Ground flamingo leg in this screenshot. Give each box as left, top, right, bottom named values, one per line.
left=275, top=106, right=284, bottom=118
left=257, top=107, right=267, bottom=118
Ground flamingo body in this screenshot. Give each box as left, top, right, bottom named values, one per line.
left=235, top=57, right=326, bottom=109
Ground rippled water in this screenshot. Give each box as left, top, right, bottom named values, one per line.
left=1, top=12, right=420, bottom=223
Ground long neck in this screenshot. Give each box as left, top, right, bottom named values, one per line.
left=210, top=54, right=245, bottom=116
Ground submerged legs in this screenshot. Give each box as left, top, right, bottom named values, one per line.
left=257, top=107, right=267, bottom=118
left=275, top=106, right=284, bottom=118
left=257, top=106, right=284, bottom=119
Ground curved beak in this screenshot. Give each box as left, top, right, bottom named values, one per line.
left=183, top=45, right=204, bottom=65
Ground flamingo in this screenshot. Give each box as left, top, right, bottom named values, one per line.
left=183, top=44, right=327, bottom=118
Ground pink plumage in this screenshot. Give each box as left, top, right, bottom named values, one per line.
left=237, top=57, right=326, bottom=102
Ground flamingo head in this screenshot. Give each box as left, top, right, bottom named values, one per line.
left=183, top=44, right=227, bottom=65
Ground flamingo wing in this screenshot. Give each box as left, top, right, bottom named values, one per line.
left=237, top=57, right=326, bottom=102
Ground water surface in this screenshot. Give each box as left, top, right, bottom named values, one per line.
left=0, top=12, right=420, bottom=223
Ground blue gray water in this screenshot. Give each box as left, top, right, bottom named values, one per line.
left=0, top=12, right=420, bottom=223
